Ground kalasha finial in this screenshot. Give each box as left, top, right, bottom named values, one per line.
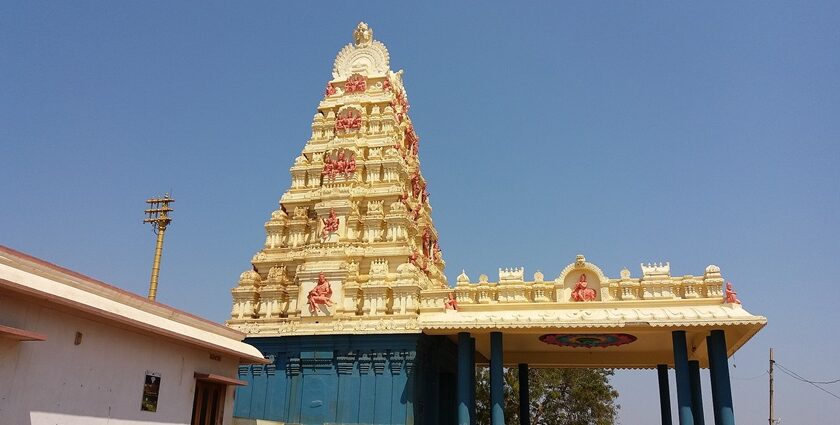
left=353, top=22, right=373, bottom=46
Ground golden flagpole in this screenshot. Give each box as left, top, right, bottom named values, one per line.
left=143, top=194, right=174, bottom=301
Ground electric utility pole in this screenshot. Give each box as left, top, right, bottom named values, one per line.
left=769, top=347, right=776, bottom=425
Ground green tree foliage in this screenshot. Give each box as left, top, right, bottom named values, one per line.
left=475, top=367, right=619, bottom=425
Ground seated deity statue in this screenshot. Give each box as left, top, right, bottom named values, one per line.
left=571, top=273, right=597, bottom=302
left=335, top=151, right=347, bottom=173
left=307, top=272, right=334, bottom=314
left=724, top=281, right=741, bottom=304
left=444, top=292, right=458, bottom=311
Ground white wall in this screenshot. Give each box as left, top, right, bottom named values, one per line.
left=0, top=292, right=240, bottom=425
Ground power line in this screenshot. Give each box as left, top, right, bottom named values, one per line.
left=733, top=370, right=768, bottom=381
left=775, top=363, right=840, bottom=401
left=775, top=363, right=840, bottom=385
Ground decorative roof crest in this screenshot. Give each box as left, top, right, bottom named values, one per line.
left=499, top=267, right=524, bottom=282
left=641, top=261, right=671, bottom=277
left=333, top=24, right=390, bottom=79
left=353, top=22, right=373, bottom=46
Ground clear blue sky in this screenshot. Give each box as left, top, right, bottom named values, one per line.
left=2, top=1, right=838, bottom=423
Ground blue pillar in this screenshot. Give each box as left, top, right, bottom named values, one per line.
left=708, top=330, right=735, bottom=425
left=470, top=337, right=476, bottom=425
left=706, top=336, right=721, bottom=425
left=458, top=332, right=472, bottom=425
left=689, top=360, right=706, bottom=425
left=518, top=363, right=530, bottom=425
left=672, top=330, right=695, bottom=425
left=657, top=364, right=673, bottom=425
left=490, top=331, right=505, bottom=425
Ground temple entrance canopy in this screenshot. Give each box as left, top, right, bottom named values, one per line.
left=226, top=23, right=766, bottom=425
left=421, top=255, right=765, bottom=369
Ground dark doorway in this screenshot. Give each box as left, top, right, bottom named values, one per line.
left=191, top=380, right=226, bottom=425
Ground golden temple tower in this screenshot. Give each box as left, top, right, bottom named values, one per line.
left=228, top=22, right=448, bottom=336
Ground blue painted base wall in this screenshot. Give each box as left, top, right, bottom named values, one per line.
left=234, top=334, right=457, bottom=425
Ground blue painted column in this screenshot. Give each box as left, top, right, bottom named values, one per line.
left=672, top=330, right=695, bottom=425
left=689, top=360, right=706, bottom=425
left=706, top=336, right=721, bottom=425
left=470, top=336, right=476, bottom=425
left=657, top=364, right=673, bottom=425
left=458, top=332, right=472, bottom=425
left=708, top=330, right=735, bottom=425
left=490, top=331, right=505, bottom=425
left=518, top=363, right=530, bottom=425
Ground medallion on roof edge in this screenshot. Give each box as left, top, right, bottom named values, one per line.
left=228, top=23, right=447, bottom=336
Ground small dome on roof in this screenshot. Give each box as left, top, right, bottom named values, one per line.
left=457, top=270, right=470, bottom=284
left=239, top=269, right=262, bottom=286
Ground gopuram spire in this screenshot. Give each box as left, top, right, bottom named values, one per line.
left=228, top=23, right=447, bottom=336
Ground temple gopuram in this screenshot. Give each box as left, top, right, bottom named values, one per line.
left=227, top=23, right=766, bottom=425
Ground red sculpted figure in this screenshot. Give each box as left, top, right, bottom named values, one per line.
left=322, top=156, right=336, bottom=179
left=335, top=151, right=347, bottom=174
left=335, top=114, right=362, bottom=131
left=724, top=282, right=741, bottom=304
left=571, top=273, right=597, bottom=302
left=409, top=251, right=427, bottom=272
left=344, top=154, right=356, bottom=176
left=444, top=292, right=458, bottom=311
left=322, top=150, right=355, bottom=179
left=404, top=125, right=419, bottom=156
left=422, top=228, right=431, bottom=258
left=307, top=272, right=334, bottom=314
left=411, top=172, right=423, bottom=199
left=325, top=82, right=336, bottom=96
left=321, top=209, right=339, bottom=240
left=344, top=74, right=367, bottom=93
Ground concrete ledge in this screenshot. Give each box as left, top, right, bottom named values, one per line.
left=233, top=418, right=285, bottom=425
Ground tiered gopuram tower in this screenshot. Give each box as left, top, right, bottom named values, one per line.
left=228, top=22, right=447, bottom=337
left=229, top=23, right=765, bottom=425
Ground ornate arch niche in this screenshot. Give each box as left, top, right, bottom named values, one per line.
left=334, top=105, right=363, bottom=135
left=332, top=40, right=390, bottom=80
left=321, top=147, right=357, bottom=183
left=556, top=255, right=614, bottom=302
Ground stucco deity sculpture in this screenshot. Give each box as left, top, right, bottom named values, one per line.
left=724, top=281, right=741, bottom=304
left=409, top=251, right=427, bottom=272
left=343, top=153, right=356, bottom=176
left=335, top=114, right=362, bottom=131
left=444, top=292, right=458, bottom=311
left=322, top=150, right=356, bottom=180
left=335, top=151, right=347, bottom=174
left=307, top=272, right=334, bottom=314
left=571, top=273, right=597, bottom=302
left=422, top=228, right=431, bottom=257
left=344, top=74, right=367, bottom=93
left=322, top=209, right=339, bottom=240
left=411, top=172, right=424, bottom=199
left=322, top=157, right=335, bottom=179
